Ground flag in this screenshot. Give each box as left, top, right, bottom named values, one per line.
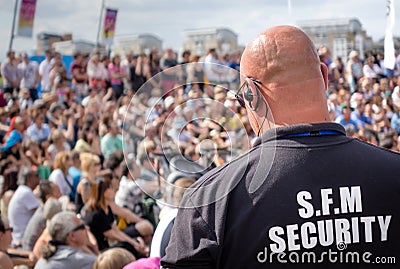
left=384, top=0, right=396, bottom=70
left=102, top=8, right=118, bottom=44
left=17, top=0, right=37, bottom=37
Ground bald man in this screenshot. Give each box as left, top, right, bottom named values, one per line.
left=161, top=26, right=400, bottom=268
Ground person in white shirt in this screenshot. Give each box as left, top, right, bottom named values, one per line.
left=49, top=151, right=74, bottom=199
left=87, top=54, right=108, bottom=91
left=8, top=167, right=40, bottom=247
left=204, top=48, right=226, bottom=84
left=362, top=56, right=382, bottom=80
left=18, top=52, right=40, bottom=101
left=38, top=50, right=53, bottom=93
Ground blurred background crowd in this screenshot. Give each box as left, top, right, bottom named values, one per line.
left=0, top=43, right=399, bottom=268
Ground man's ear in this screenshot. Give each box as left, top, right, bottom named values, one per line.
left=320, top=62, right=329, bottom=90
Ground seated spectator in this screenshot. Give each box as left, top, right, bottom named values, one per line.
left=335, top=105, right=359, bottom=133
left=8, top=167, right=40, bottom=247
left=58, top=109, right=77, bottom=147
left=92, top=247, right=135, bottom=269
left=23, top=182, right=62, bottom=251
left=26, top=110, right=51, bottom=143
left=150, top=177, right=195, bottom=258
left=363, top=56, right=382, bottom=80
left=74, top=124, right=101, bottom=155
left=115, top=161, right=157, bottom=216
left=24, top=139, right=45, bottom=169
left=351, top=100, right=373, bottom=130
left=18, top=88, right=33, bottom=111
left=34, top=211, right=97, bottom=269
left=47, top=129, right=71, bottom=162
left=82, top=178, right=147, bottom=258
left=138, top=153, right=157, bottom=181
left=48, top=102, right=65, bottom=128
left=75, top=152, right=101, bottom=214
left=49, top=151, right=74, bottom=199
left=101, top=121, right=123, bottom=159
left=32, top=205, right=98, bottom=259
left=68, top=151, right=82, bottom=196
left=0, top=129, right=28, bottom=168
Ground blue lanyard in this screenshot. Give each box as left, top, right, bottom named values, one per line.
left=282, top=130, right=342, bottom=139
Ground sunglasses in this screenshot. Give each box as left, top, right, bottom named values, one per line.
left=235, top=82, right=247, bottom=108
left=235, top=78, right=262, bottom=109
left=71, top=223, right=86, bottom=232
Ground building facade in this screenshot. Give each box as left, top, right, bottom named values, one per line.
left=113, top=34, right=163, bottom=56
left=182, top=28, right=239, bottom=56
left=52, top=40, right=102, bottom=56
left=297, top=18, right=374, bottom=63
left=36, top=32, right=72, bottom=55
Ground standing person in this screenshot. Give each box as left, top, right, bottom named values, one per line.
left=1, top=51, right=20, bottom=97
left=162, top=26, right=400, bottom=268
left=204, top=48, right=224, bottom=84
left=130, top=54, right=147, bottom=92
left=70, top=52, right=89, bottom=100
left=108, top=54, right=127, bottom=100
left=8, top=167, right=40, bottom=247
left=160, top=48, right=179, bottom=95
left=18, top=52, right=40, bottom=101
left=87, top=54, right=107, bottom=92
left=186, top=55, right=205, bottom=90
left=39, top=50, right=53, bottom=94
left=346, top=50, right=363, bottom=93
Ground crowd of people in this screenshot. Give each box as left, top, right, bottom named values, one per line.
left=0, top=40, right=399, bottom=268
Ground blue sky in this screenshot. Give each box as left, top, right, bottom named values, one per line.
left=0, top=0, right=398, bottom=61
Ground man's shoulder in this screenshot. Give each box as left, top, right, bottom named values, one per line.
left=353, top=138, right=400, bottom=157
left=185, top=151, right=255, bottom=203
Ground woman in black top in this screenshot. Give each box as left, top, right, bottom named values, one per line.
left=82, top=177, right=147, bottom=258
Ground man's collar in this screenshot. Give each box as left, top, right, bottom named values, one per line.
left=253, top=122, right=346, bottom=147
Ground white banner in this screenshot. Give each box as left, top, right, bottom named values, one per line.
left=384, top=0, right=396, bottom=70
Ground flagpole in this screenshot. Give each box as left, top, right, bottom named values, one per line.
left=8, top=0, right=19, bottom=51
left=96, top=0, right=105, bottom=48
left=384, top=0, right=396, bottom=71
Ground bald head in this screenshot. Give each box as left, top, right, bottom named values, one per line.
left=240, top=25, right=329, bottom=130
left=241, top=25, right=322, bottom=87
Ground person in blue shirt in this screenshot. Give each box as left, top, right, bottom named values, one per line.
left=351, top=101, right=372, bottom=128
left=335, top=105, right=359, bottom=133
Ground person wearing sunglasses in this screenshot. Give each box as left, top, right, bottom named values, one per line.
left=35, top=211, right=96, bottom=269
left=162, top=26, right=400, bottom=268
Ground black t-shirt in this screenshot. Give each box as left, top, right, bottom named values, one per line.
left=162, top=123, right=400, bottom=268
left=83, top=206, right=115, bottom=251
